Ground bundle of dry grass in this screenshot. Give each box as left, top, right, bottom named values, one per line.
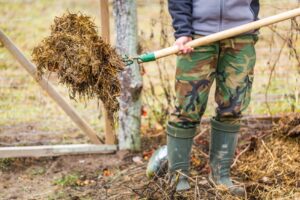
left=32, top=12, right=124, bottom=115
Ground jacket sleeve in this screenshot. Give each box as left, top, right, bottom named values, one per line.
left=168, top=0, right=193, bottom=39
left=250, top=0, right=260, bottom=20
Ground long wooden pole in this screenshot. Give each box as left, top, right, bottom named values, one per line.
left=0, top=144, right=116, bottom=158
left=100, top=0, right=116, bottom=145
left=0, top=29, right=103, bottom=144
left=150, top=8, right=300, bottom=60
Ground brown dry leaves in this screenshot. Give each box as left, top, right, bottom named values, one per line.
left=32, top=12, right=124, bottom=115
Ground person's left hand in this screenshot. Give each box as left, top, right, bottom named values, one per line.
left=174, top=36, right=193, bottom=54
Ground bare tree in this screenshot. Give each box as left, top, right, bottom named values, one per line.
left=113, top=0, right=142, bottom=150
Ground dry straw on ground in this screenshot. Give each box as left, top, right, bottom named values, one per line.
left=123, top=115, right=300, bottom=199
left=234, top=114, right=300, bottom=199
left=32, top=12, right=124, bottom=115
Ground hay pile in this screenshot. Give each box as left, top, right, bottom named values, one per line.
left=235, top=114, right=300, bottom=199
left=32, top=12, right=124, bottom=115
left=126, top=115, right=300, bottom=199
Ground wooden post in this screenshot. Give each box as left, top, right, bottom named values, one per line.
left=99, top=0, right=116, bottom=145
left=0, top=29, right=103, bottom=144
left=100, top=0, right=110, bottom=43
left=113, top=0, right=142, bottom=150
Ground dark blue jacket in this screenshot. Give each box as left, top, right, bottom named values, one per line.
left=168, top=0, right=260, bottom=38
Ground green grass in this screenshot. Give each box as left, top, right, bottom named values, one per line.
left=54, top=173, right=79, bottom=187
left=0, top=158, right=14, bottom=171
left=29, top=167, right=46, bottom=176
left=0, top=68, right=104, bottom=133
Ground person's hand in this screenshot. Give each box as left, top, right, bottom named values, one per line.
left=174, top=36, right=193, bottom=54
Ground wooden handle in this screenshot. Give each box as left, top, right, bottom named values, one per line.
left=0, top=29, right=103, bottom=144
left=153, top=8, right=300, bottom=60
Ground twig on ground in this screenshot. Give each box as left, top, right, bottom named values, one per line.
left=198, top=150, right=209, bottom=159
left=148, top=131, right=164, bottom=138
left=231, top=143, right=251, bottom=168
left=261, top=139, right=275, bottom=160
left=175, top=170, right=196, bottom=183
left=123, top=184, right=144, bottom=198
left=195, top=176, right=201, bottom=199
left=154, top=181, right=171, bottom=200
left=193, top=128, right=208, bottom=142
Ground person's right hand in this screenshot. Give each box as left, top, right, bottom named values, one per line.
left=174, top=36, right=193, bottom=54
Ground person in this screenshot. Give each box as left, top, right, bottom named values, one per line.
left=148, top=0, right=260, bottom=197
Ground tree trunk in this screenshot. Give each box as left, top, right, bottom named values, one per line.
left=113, top=0, right=142, bottom=150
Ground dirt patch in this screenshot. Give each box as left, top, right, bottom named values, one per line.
left=0, top=122, right=87, bottom=146
left=1, top=116, right=299, bottom=199
left=0, top=153, right=132, bottom=200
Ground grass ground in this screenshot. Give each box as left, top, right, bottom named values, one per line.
left=1, top=0, right=300, bottom=137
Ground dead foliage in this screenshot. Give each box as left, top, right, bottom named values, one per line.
left=32, top=12, right=124, bottom=116
left=2, top=116, right=299, bottom=199
left=115, top=115, right=300, bottom=199
left=234, top=114, right=300, bottom=199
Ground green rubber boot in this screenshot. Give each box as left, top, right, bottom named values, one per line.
left=146, top=145, right=168, bottom=179
left=167, top=123, right=196, bottom=192
left=209, top=118, right=245, bottom=197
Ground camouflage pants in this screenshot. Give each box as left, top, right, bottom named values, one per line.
left=169, top=35, right=258, bottom=129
